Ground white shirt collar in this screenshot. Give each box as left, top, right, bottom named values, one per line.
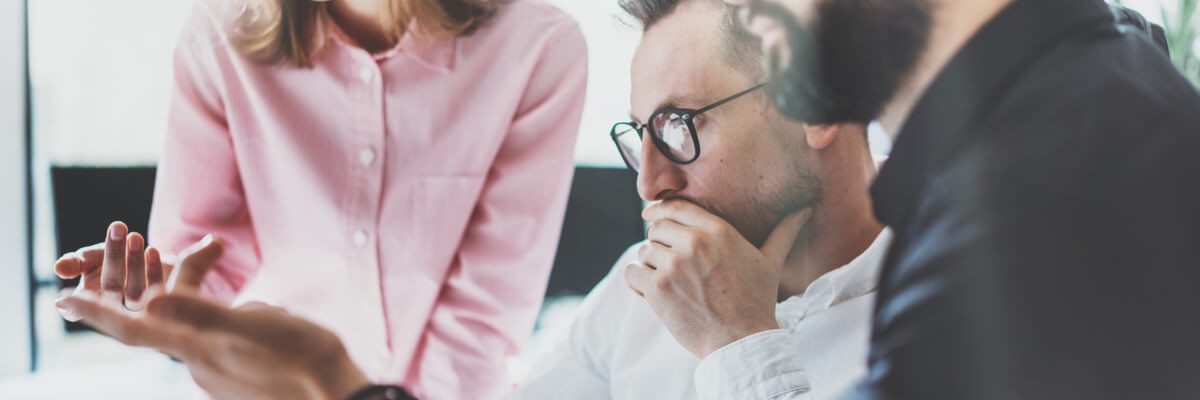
left=777, top=228, right=893, bottom=325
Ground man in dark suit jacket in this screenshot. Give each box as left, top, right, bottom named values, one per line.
left=660, top=0, right=1199, bottom=398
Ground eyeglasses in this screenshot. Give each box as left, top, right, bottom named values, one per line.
left=610, top=83, right=765, bottom=173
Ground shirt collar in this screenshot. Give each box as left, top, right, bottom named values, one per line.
left=779, top=229, right=894, bottom=322
left=870, top=0, right=1113, bottom=229
left=320, top=14, right=456, bottom=72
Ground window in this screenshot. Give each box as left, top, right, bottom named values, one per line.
left=0, top=0, right=32, bottom=378
left=546, top=0, right=641, bottom=166
left=25, top=0, right=195, bottom=376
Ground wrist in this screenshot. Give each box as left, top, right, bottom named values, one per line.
left=313, top=355, right=371, bottom=400
left=701, top=320, right=780, bottom=358
left=344, top=385, right=416, bottom=400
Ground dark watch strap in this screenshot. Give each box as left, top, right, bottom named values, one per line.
left=346, top=385, right=417, bottom=400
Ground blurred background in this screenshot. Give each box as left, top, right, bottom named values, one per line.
left=0, top=0, right=1195, bottom=398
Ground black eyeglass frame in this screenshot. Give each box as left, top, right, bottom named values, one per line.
left=609, top=83, right=766, bottom=171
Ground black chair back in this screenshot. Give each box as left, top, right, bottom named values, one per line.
left=545, top=167, right=644, bottom=298
left=51, top=166, right=156, bottom=330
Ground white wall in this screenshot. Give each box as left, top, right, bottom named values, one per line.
left=0, top=0, right=32, bottom=376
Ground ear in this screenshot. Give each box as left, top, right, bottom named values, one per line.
left=803, top=124, right=840, bottom=150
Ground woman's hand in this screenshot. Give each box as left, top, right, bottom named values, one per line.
left=53, top=221, right=222, bottom=316
left=55, top=238, right=370, bottom=400
left=54, top=221, right=165, bottom=312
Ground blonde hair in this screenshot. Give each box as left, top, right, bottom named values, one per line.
left=229, top=0, right=499, bottom=67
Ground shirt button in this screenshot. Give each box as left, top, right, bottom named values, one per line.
left=359, top=66, right=374, bottom=83
left=353, top=230, right=368, bottom=247
left=359, top=148, right=376, bottom=166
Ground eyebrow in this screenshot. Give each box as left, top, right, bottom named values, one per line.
left=631, top=93, right=708, bottom=124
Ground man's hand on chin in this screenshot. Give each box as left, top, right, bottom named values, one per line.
left=625, top=199, right=811, bottom=358
left=55, top=239, right=370, bottom=400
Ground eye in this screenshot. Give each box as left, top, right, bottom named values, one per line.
left=689, top=114, right=707, bottom=132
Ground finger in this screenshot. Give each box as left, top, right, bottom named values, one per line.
left=62, top=293, right=193, bottom=361
left=642, top=199, right=722, bottom=228
left=141, top=285, right=166, bottom=304
left=125, top=233, right=148, bottom=310
left=73, top=244, right=108, bottom=294
left=79, top=266, right=103, bottom=294
left=100, top=222, right=129, bottom=304
left=637, top=241, right=677, bottom=272
left=145, top=247, right=165, bottom=289
left=760, top=208, right=813, bottom=265
left=54, top=243, right=105, bottom=279
left=73, top=244, right=109, bottom=295
left=54, top=289, right=82, bottom=322
left=56, top=292, right=173, bottom=350
left=56, top=293, right=135, bottom=343
left=162, top=261, right=176, bottom=284
left=147, top=294, right=240, bottom=332
left=645, top=219, right=693, bottom=250
left=168, top=235, right=224, bottom=293
left=235, top=301, right=281, bottom=312
left=54, top=256, right=83, bottom=280
left=624, top=261, right=655, bottom=298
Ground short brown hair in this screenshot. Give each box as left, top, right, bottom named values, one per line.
left=619, top=0, right=762, bottom=79
left=230, top=0, right=501, bottom=68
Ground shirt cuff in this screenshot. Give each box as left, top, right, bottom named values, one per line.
left=694, top=329, right=812, bottom=400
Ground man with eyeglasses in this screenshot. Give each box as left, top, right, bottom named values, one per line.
left=510, top=0, right=887, bottom=397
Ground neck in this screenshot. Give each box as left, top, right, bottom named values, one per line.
left=878, top=0, right=1014, bottom=137
left=777, top=143, right=883, bottom=300
left=329, top=0, right=394, bottom=53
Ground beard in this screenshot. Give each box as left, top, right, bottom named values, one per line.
left=753, top=0, right=932, bottom=124
left=698, top=170, right=822, bottom=248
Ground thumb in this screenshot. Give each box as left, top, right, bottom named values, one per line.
left=168, top=235, right=224, bottom=294
left=760, top=208, right=813, bottom=265
left=146, top=294, right=239, bottom=332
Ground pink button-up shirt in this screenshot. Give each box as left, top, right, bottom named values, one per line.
left=147, top=1, right=586, bottom=398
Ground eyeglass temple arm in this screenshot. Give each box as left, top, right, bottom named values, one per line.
left=689, top=83, right=767, bottom=117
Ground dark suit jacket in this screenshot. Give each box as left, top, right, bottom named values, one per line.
left=853, top=0, right=1200, bottom=399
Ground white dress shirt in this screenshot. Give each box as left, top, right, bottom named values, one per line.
left=507, top=229, right=893, bottom=400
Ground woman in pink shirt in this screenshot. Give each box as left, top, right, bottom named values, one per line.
left=53, top=0, right=586, bottom=398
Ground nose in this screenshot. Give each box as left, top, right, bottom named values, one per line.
left=636, top=133, right=686, bottom=202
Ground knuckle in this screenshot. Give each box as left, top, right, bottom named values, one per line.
left=647, top=220, right=663, bottom=236
left=101, top=279, right=124, bottom=293
left=103, top=248, right=125, bottom=263
left=652, top=274, right=672, bottom=291
left=216, top=335, right=239, bottom=355
left=173, top=337, right=200, bottom=361
left=126, top=284, right=145, bottom=298
left=662, top=253, right=682, bottom=270
left=112, top=323, right=140, bottom=346
left=711, top=222, right=734, bottom=237
left=667, top=252, right=686, bottom=267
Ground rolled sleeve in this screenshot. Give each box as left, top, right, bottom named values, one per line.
left=695, top=329, right=812, bottom=400
left=149, top=3, right=260, bottom=304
